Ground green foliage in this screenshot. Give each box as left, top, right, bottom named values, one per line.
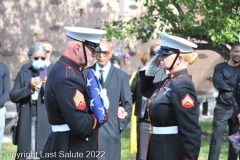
left=1, top=142, right=17, bottom=160
left=199, top=121, right=213, bottom=133
left=121, top=130, right=136, bottom=160
left=103, top=0, right=240, bottom=48
left=199, top=141, right=228, bottom=160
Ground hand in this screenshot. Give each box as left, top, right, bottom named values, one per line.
left=237, top=114, right=240, bottom=123
left=30, top=78, right=42, bottom=90
left=42, top=76, right=47, bottom=83
left=117, top=107, right=128, bottom=119
left=145, top=54, right=161, bottom=76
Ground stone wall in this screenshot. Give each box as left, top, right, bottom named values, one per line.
left=0, top=0, right=224, bottom=95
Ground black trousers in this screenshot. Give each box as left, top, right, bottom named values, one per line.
left=208, top=104, right=240, bottom=160
left=136, top=119, right=150, bottom=160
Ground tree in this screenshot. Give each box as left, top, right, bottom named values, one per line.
left=103, top=0, right=240, bottom=60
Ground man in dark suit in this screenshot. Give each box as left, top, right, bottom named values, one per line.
left=89, top=39, right=132, bottom=160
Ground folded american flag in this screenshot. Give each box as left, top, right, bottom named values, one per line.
left=87, top=69, right=107, bottom=122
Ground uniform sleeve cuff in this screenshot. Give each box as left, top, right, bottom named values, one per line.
left=91, top=114, right=97, bottom=129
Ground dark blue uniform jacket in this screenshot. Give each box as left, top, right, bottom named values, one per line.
left=139, top=69, right=201, bottom=160
left=41, top=56, right=106, bottom=160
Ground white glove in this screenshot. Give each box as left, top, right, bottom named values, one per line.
left=213, top=89, right=219, bottom=98
left=145, top=54, right=161, bottom=76
left=100, top=88, right=109, bottom=110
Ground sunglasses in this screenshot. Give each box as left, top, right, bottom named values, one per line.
left=31, top=56, right=46, bottom=61
left=95, top=51, right=110, bottom=56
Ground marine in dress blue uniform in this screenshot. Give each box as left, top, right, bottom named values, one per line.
left=41, top=27, right=108, bottom=160
left=139, top=32, right=201, bottom=160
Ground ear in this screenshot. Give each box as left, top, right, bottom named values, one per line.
left=109, top=51, right=113, bottom=58
left=178, top=55, right=183, bottom=63
left=73, top=44, right=81, bottom=55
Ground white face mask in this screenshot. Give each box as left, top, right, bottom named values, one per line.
left=32, top=59, right=46, bottom=70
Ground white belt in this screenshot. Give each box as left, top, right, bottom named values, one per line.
left=52, top=124, right=70, bottom=132
left=150, top=126, right=178, bottom=134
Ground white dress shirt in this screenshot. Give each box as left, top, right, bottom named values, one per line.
left=95, top=62, right=111, bottom=83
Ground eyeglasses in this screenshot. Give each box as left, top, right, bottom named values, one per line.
left=31, top=57, right=46, bottom=61
left=95, top=51, right=110, bottom=56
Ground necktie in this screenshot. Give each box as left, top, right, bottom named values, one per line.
left=99, top=70, right=104, bottom=85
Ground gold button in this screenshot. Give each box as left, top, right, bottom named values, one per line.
left=68, top=67, right=71, bottom=68
left=86, top=138, right=89, bottom=141
left=149, top=126, right=153, bottom=134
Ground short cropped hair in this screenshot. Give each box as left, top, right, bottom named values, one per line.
left=27, top=43, right=47, bottom=57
